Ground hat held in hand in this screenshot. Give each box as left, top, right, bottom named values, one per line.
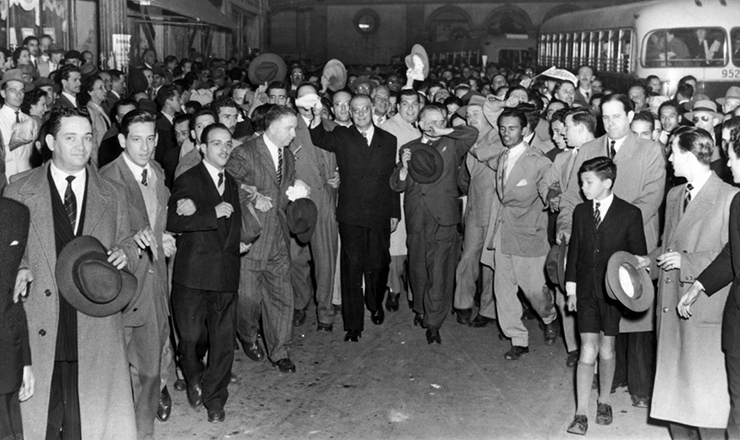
left=407, top=141, right=443, bottom=184
left=287, top=198, right=318, bottom=244
left=605, top=251, right=654, bottom=312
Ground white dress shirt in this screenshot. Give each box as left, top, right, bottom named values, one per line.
left=202, top=159, right=225, bottom=196
left=50, top=162, right=87, bottom=235
left=503, top=141, right=527, bottom=184
left=61, top=92, right=77, bottom=108
left=263, top=133, right=283, bottom=174
left=686, top=169, right=712, bottom=202
left=607, top=135, right=627, bottom=156
left=0, top=105, right=33, bottom=180
left=594, top=192, right=614, bottom=223
left=358, top=124, right=375, bottom=146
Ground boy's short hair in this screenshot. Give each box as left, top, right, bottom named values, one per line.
left=579, top=156, right=617, bottom=184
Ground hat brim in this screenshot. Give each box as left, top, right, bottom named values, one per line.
left=404, top=44, right=429, bottom=79
left=248, top=53, right=287, bottom=86
left=408, top=143, right=444, bottom=184
left=287, top=199, right=318, bottom=244
left=605, top=251, right=654, bottom=312
left=0, top=77, right=34, bottom=92
left=56, top=236, right=137, bottom=317
left=323, top=59, right=347, bottom=92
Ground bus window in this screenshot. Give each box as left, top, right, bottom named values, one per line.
left=732, top=28, right=740, bottom=67
left=644, top=27, right=726, bottom=68
left=619, top=29, right=631, bottom=73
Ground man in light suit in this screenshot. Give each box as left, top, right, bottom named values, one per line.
left=100, top=109, right=177, bottom=435
left=3, top=107, right=137, bottom=439
left=225, top=106, right=299, bottom=372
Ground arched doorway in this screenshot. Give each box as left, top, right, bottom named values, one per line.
left=484, top=5, right=532, bottom=36
left=427, top=5, right=473, bottom=43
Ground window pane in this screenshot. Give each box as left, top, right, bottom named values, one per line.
left=732, top=28, right=740, bottom=67
left=644, top=27, right=726, bottom=67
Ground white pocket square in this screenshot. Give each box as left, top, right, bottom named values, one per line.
left=515, top=179, right=528, bottom=187
left=10, top=240, right=19, bottom=246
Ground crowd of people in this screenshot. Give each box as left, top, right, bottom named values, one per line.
left=2, top=31, right=740, bottom=440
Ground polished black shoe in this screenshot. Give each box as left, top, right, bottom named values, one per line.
left=292, top=308, right=307, bottom=327
left=156, top=386, right=172, bottom=422
left=371, top=308, right=385, bottom=325
left=631, top=394, right=649, bottom=408
left=595, top=402, right=613, bottom=425
left=426, top=327, right=441, bottom=344
left=504, top=345, right=529, bottom=360
left=187, top=382, right=203, bottom=409
left=566, top=414, right=588, bottom=435
left=456, top=308, right=473, bottom=325
left=566, top=350, right=580, bottom=368
left=174, top=378, right=186, bottom=392
left=611, top=380, right=627, bottom=394
left=544, top=317, right=560, bottom=346
left=207, top=408, right=225, bottom=423
left=385, top=290, right=400, bottom=312
left=243, top=341, right=265, bottom=362
left=317, top=322, right=333, bottom=332
left=413, top=313, right=427, bottom=328
left=274, top=358, right=296, bottom=373
left=344, top=330, right=362, bottom=342
left=469, top=315, right=495, bottom=328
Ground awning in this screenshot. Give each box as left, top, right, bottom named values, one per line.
left=132, top=0, right=236, bottom=29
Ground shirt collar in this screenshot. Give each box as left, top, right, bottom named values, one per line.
left=688, top=169, right=712, bottom=195
left=202, top=159, right=224, bottom=188
left=594, top=192, right=615, bottom=214
left=62, top=91, right=77, bottom=107
left=357, top=124, right=375, bottom=142
left=607, top=134, right=628, bottom=152
left=263, top=132, right=281, bottom=152
left=122, top=151, right=151, bottom=179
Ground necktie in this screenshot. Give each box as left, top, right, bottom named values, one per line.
left=64, top=176, right=77, bottom=232
left=609, top=140, right=617, bottom=159
left=362, top=131, right=369, bottom=146
left=218, top=172, right=224, bottom=189
left=14, top=110, right=20, bottom=123
left=594, top=201, right=601, bottom=229
left=141, top=169, right=148, bottom=186
left=277, top=148, right=283, bottom=186
left=500, top=149, right=510, bottom=190
left=684, top=183, right=693, bottom=212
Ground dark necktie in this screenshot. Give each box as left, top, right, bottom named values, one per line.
left=276, top=148, right=283, bottom=186
left=609, top=140, right=617, bottom=159
left=64, top=176, right=77, bottom=231
left=15, top=110, right=20, bottom=123
left=141, top=169, right=148, bottom=186
left=684, top=183, right=693, bottom=212
left=218, top=172, right=224, bottom=189
left=594, top=201, right=601, bottom=228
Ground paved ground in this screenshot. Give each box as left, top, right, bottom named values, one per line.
left=156, top=302, right=671, bottom=440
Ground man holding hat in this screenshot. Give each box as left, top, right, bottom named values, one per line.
left=0, top=69, right=35, bottom=185
left=3, top=107, right=138, bottom=439
left=391, top=104, right=477, bottom=344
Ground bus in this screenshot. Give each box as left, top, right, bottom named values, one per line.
left=538, top=0, right=740, bottom=97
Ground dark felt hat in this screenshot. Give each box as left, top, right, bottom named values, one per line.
left=605, top=251, right=654, bottom=312
left=79, top=62, right=99, bottom=77
left=0, top=69, right=34, bottom=91
left=405, top=44, right=429, bottom=79
left=287, top=198, right=318, bottom=244
left=545, top=242, right=567, bottom=291
left=34, top=76, right=61, bottom=94
left=407, top=141, right=444, bottom=184
left=56, top=236, right=137, bottom=317
left=64, top=50, right=84, bottom=62
left=322, top=59, right=347, bottom=92
left=248, top=53, right=287, bottom=86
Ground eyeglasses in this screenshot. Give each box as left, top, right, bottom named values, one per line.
left=350, top=106, right=372, bottom=115
left=692, top=115, right=711, bottom=123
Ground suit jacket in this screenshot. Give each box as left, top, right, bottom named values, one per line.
left=100, top=156, right=171, bottom=327
left=87, top=102, right=111, bottom=168
left=167, top=161, right=241, bottom=292
left=155, top=113, right=179, bottom=188
left=98, top=132, right=123, bottom=169
left=574, top=88, right=591, bottom=108
left=3, top=163, right=137, bottom=439
left=488, top=144, right=552, bottom=257
left=557, top=131, right=666, bottom=251
left=310, top=122, right=400, bottom=228
left=289, top=115, right=337, bottom=211
left=465, top=127, right=503, bottom=227
left=0, top=197, right=30, bottom=395
left=51, top=93, right=76, bottom=111
left=650, top=173, right=737, bottom=428
left=225, top=135, right=294, bottom=270
left=390, top=126, right=477, bottom=233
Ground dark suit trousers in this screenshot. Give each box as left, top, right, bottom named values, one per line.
left=172, top=283, right=236, bottom=411
left=407, top=207, right=461, bottom=330
left=0, top=390, right=22, bottom=440
left=727, top=354, right=740, bottom=439
left=613, top=330, right=655, bottom=398
left=338, top=223, right=390, bottom=331
left=46, top=361, right=81, bottom=440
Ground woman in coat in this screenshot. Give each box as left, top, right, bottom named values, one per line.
left=80, top=75, right=111, bottom=168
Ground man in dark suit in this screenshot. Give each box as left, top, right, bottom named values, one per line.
left=155, top=85, right=182, bottom=188
left=0, top=197, right=33, bottom=440
left=52, top=64, right=81, bottom=110
left=225, top=106, right=298, bottom=371
left=100, top=109, right=176, bottom=434
left=167, top=123, right=242, bottom=423
left=310, top=94, right=401, bottom=342
left=391, top=104, right=477, bottom=344
left=98, top=99, right=138, bottom=170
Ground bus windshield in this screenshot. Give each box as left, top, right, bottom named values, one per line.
left=733, top=28, right=740, bottom=67
left=644, top=27, right=726, bottom=68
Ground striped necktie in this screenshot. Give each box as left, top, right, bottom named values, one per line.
left=684, top=183, right=693, bottom=212
left=64, top=176, right=77, bottom=232
left=593, top=201, right=601, bottom=229
left=277, top=148, right=283, bottom=186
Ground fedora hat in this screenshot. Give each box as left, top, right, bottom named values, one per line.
left=322, top=59, right=347, bottom=92
left=56, top=236, right=137, bottom=317
left=545, top=242, right=568, bottom=290
left=0, top=69, right=34, bottom=91
left=34, top=77, right=61, bottom=94
left=684, top=99, right=723, bottom=125
left=18, top=64, right=39, bottom=81
left=241, top=202, right=262, bottom=245
left=456, top=92, right=487, bottom=118
left=79, top=62, right=99, bottom=77
left=405, top=44, right=429, bottom=80
left=717, top=86, right=740, bottom=106
left=248, top=53, right=287, bottom=86
left=407, top=141, right=444, bottom=184
left=64, top=50, right=84, bottom=62
left=605, top=251, right=654, bottom=312
left=286, top=198, right=318, bottom=244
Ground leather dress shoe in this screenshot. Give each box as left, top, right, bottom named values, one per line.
left=566, top=350, right=579, bottom=367
left=426, top=327, right=441, bottom=344
left=243, top=341, right=265, bottom=362
left=456, top=308, right=472, bottom=325
left=174, top=378, right=186, bottom=392
left=610, top=380, right=627, bottom=394
left=207, top=408, right=225, bottom=423
left=566, top=414, right=588, bottom=435
left=631, top=394, right=649, bottom=408
left=274, top=358, right=296, bottom=373
left=156, top=386, right=172, bottom=422
left=469, top=315, right=494, bottom=328
left=292, top=309, right=307, bottom=327
left=385, top=290, right=400, bottom=312
left=344, top=330, right=361, bottom=342
left=544, top=317, right=560, bottom=345
left=595, top=402, right=613, bottom=425
left=504, top=345, right=529, bottom=360
left=317, top=322, right=333, bottom=332
left=413, top=313, right=427, bottom=328
left=371, top=308, right=385, bottom=325
left=187, top=382, right=203, bottom=409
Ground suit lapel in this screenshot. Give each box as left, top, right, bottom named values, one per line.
left=667, top=175, right=719, bottom=247
left=597, top=197, right=619, bottom=233
left=503, top=146, right=530, bottom=198
left=257, top=135, right=279, bottom=185
left=17, top=165, right=57, bottom=284
left=112, top=156, right=149, bottom=225
left=83, top=166, right=112, bottom=237
left=614, top=131, right=638, bottom=162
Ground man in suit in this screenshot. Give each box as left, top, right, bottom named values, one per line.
left=574, top=65, right=595, bottom=108
left=0, top=197, right=33, bottom=440
left=167, top=123, right=242, bottom=423
left=310, top=94, right=400, bottom=342
left=290, top=83, right=339, bottom=331
left=489, top=107, right=558, bottom=360
left=175, top=109, right=217, bottom=180
left=3, top=107, right=137, bottom=439
left=225, top=106, right=299, bottom=371
left=155, top=85, right=182, bottom=187
left=100, top=109, right=177, bottom=435
left=0, top=70, right=35, bottom=183
left=557, top=93, right=666, bottom=406
left=391, top=104, right=477, bottom=344
left=98, top=99, right=139, bottom=169
left=52, top=64, right=81, bottom=110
